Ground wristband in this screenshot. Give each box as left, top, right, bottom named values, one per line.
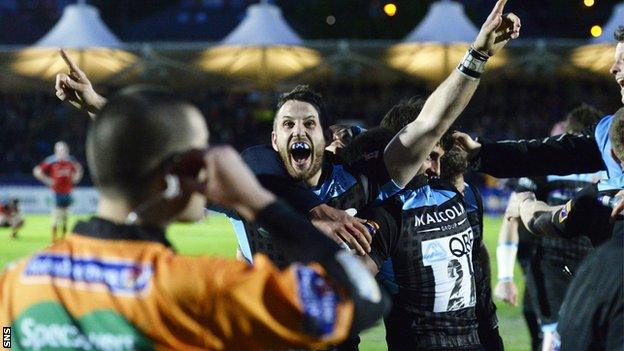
left=496, top=243, right=518, bottom=281
left=457, top=47, right=489, bottom=80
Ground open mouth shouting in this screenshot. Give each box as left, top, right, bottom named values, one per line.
left=289, top=140, right=313, bottom=170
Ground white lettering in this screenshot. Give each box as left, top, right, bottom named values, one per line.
left=17, top=319, right=137, bottom=351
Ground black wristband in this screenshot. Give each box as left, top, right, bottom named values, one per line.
left=457, top=47, right=489, bottom=79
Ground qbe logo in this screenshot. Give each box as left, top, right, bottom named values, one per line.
left=2, top=326, right=10, bottom=348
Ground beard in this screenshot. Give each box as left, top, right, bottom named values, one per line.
left=277, top=137, right=325, bottom=182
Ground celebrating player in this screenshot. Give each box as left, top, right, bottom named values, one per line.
left=1, top=87, right=388, bottom=350
left=33, top=141, right=83, bottom=242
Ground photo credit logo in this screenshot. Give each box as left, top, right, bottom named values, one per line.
left=3, top=326, right=10, bottom=348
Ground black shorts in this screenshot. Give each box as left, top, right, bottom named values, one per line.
left=526, top=247, right=581, bottom=326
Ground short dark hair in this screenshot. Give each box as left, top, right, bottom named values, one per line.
left=87, top=86, right=200, bottom=205
left=341, top=127, right=395, bottom=165
left=615, top=26, right=624, bottom=42
left=275, top=85, right=327, bottom=129
left=380, top=96, right=427, bottom=134
left=610, top=107, right=624, bottom=162
left=440, top=146, right=468, bottom=181
left=565, top=103, right=603, bottom=134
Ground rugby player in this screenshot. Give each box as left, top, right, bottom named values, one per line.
left=494, top=105, right=606, bottom=351
left=505, top=107, right=624, bottom=351
left=0, top=87, right=388, bottom=350
left=33, top=141, right=83, bottom=242
left=0, top=198, right=23, bottom=238
left=454, top=26, right=624, bottom=218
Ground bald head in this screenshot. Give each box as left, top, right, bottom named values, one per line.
left=87, top=86, right=208, bottom=205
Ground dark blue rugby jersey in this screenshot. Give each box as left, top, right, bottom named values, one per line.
left=370, top=179, right=480, bottom=350
left=232, top=145, right=402, bottom=267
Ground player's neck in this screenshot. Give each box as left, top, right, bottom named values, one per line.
left=96, top=198, right=133, bottom=225
left=449, top=175, right=465, bottom=195
left=306, top=168, right=323, bottom=187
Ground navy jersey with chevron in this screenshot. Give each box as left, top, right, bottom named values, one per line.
left=370, top=179, right=480, bottom=350
left=232, top=146, right=402, bottom=268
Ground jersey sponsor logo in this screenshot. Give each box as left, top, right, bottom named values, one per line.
left=22, top=253, right=153, bottom=295
left=422, top=228, right=476, bottom=312
left=296, top=265, right=338, bottom=337
left=12, top=302, right=153, bottom=351
left=414, top=203, right=465, bottom=228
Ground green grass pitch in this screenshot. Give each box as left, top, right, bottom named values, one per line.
left=0, top=214, right=530, bottom=351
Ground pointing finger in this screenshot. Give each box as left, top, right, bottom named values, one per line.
left=59, top=49, right=85, bottom=79
left=490, top=0, right=508, bottom=17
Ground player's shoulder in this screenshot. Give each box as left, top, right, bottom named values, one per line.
left=594, top=114, right=615, bottom=142
left=42, top=155, right=57, bottom=164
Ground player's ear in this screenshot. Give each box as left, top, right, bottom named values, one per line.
left=271, top=131, right=278, bottom=152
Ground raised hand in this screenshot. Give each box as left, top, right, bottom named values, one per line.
left=473, top=0, right=521, bottom=56
left=55, top=49, right=107, bottom=115
left=452, top=131, right=482, bottom=161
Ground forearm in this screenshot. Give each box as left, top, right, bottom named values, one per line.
left=496, top=217, right=519, bottom=281
left=519, top=200, right=562, bottom=235
left=473, top=134, right=604, bottom=178
left=385, top=70, right=479, bottom=186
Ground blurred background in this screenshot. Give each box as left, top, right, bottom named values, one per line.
left=0, top=2, right=622, bottom=350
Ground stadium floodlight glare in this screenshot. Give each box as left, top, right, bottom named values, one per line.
left=384, top=3, right=398, bottom=17
left=196, top=2, right=321, bottom=88
left=9, top=3, right=137, bottom=83
left=591, top=25, right=603, bottom=37
left=584, top=0, right=595, bottom=7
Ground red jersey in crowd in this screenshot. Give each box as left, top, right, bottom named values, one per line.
left=38, top=156, right=79, bottom=194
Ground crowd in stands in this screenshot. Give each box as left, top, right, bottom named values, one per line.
left=0, top=74, right=620, bottom=183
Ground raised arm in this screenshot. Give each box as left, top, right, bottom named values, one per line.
left=454, top=131, right=605, bottom=178
left=384, top=0, right=520, bottom=187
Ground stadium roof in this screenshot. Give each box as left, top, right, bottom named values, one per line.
left=403, top=0, right=478, bottom=44
left=36, top=2, right=121, bottom=49
left=222, top=2, right=303, bottom=46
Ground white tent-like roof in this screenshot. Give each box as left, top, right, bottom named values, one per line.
left=403, top=0, right=478, bottom=44
left=9, top=2, right=136, bottom=83
left=387, top=0, right=505, bottom=81
left=222, top=2, right=303, bottom=47
left=36, top=2, right=121, bottom=48
left=196, top=2, right=320, bottom=88
left=592, top=2, right=624, bottom=44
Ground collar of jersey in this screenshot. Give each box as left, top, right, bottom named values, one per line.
left=73, top=217, right=172, bottom=247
